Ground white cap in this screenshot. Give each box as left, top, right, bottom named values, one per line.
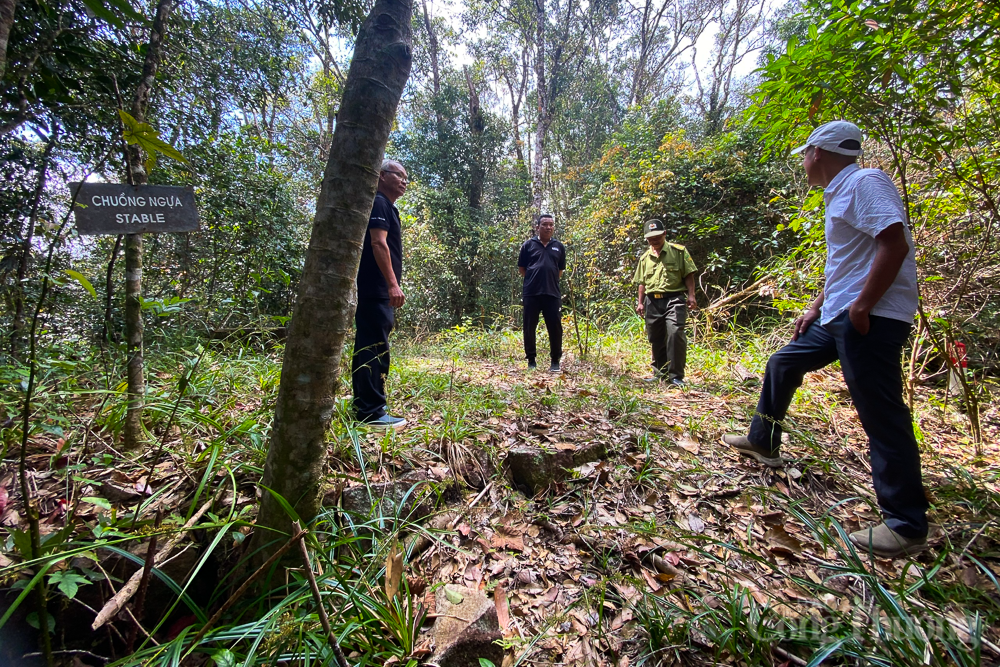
left=791, top=120, right=864, bottom=156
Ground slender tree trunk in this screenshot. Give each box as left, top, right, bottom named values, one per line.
left=250, top=0, right=412, bottom=566
left=465, top=66, right=485, bottom=211
left=465, top=66, right=485, bottom=322
left=123, top=0, right=174, bottom=449
left=503, top=52, right=529, bottom=177
left=421, top=0, right=440, bottom=97
left=532, top=0, right=547, bottom=212
left=102, top=235, right=123, bottom=344
left=0, top=0, right=17, bottom=80
left=10, top=136, right=55, bottom=358
left=421, top=0, right=444, bottom=138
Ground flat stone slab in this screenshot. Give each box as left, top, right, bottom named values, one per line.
left=506, top=440, right=607, bottom=494
left=427, top=584, right=503, bottom=667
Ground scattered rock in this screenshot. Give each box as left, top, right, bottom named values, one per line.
left=427, top=584, right=503, bottom=667
left=340, top=472, right=439, bottom=523
left=506, top=441, right=607, bottom=494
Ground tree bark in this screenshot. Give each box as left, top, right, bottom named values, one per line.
left=421, top=0, right=440, bottom=97
left=464, top=66, right=485, bottom=212
left=102, top=235, right=123, bottom=344
left=465, top=66, right=485, bottom=323
left=0, top=0, right=17, bottom=80
left=532, top=0, right=547, bottom=212
left=500, top=51, right=530, bottom=176
left=421, top=0, right=444, bottom=138
left=10, top=136, right=54, bottom=358
left=123, top=0, right=174, bottom=449
left=250, top=0, right=412, bottom=564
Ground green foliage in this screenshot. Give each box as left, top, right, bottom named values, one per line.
left=2, top=0, right=140, bottom=133
left=396, top=71, right=531, bottom=330
left=566, top=110, right=802, bottom=323
left=117, top=110, right=189, bottom=175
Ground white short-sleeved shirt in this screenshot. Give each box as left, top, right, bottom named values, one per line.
left=820, top=164, right=918, bottom=325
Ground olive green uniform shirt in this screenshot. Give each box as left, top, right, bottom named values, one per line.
left=633, top=243, right=697, bottom=293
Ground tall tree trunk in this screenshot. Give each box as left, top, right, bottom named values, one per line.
left=10, top=136, right=55, bottom=358
left=123, top=0, right=174, bottom=449
left=250, top=0, right=412, bottom=566
left=465, top=66, right=485, bottom=212
left=421, top=0, right=444, bottom=135
left=421, top=0, right=440, bottom=97
left=464, top=66, right=485, bottom=322
left=502, top=51, right=529, bottom=178
left=0, top=0, right=16, bottom=80
left=532, top=0, right=547, bottom=212
left=102, top=235, right=123, bottom=344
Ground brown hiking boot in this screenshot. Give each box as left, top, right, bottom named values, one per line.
left=721, top=434, right=783, bottom=468
left=848, top=522, right=928, bottom=558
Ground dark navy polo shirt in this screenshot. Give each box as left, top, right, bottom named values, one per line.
left=518, top=236, right=566, bottom=298
left=357, top=192, right=402, bottom=300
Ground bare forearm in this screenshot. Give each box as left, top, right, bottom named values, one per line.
left=808, top=290, right=825, bottom=313
left=684, top=273, right=695, bottom=298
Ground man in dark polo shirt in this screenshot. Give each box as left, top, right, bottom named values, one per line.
left=352, top=159, right=408, bottom=428
left=634, top=219, right=698, bottom=386
left=517, top=214, right=566, bottom=372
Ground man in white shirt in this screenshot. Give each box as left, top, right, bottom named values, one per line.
left=723, top=121, right=929, bottom=558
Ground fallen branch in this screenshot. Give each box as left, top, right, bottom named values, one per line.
left=462, top=481, right=493, bottom=519
left=773, top=645, right=807, bottom=667
left=125, top=511, right=160, bottom=652
left=92, top=494, right=217, bottom=630
left=704, top=277, right=772, bottom=313
left=293, top=520, right=350, bottom=667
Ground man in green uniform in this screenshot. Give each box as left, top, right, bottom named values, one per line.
left=633, top=219, right=698, bottom=385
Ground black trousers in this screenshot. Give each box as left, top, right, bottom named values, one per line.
left=748, top=311, right=928, bottom=538
left=644, top=292, right=687, bottom=381
left=352, top=299, right=394, bottom=421
left=523, top=294, right=562, bottom=363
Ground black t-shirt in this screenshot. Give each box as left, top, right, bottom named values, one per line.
left=518, top=236, right=566, bottom=298
left=357, top=192, right=403, bottom=301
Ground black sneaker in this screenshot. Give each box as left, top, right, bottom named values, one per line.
left=549, top=362, right=561, bottom=373
left=668, top=378, right=685, bottom=387
left=527, top=360, right=537, bottom=370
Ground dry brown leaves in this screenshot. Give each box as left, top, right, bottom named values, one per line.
left=393, top=355, right=1000, bottom=665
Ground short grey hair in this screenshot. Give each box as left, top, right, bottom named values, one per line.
left=381, top=159, right=404, bottom=173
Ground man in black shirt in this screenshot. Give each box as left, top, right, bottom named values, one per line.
left=517, top=214, right=566, bottom=373
left=352, top=159, right=408, bottom=428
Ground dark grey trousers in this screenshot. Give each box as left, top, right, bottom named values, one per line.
left=644, top=292, right=687, bottom=381
left=748, top=311, right=928, bottom=538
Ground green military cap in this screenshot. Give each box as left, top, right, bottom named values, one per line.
left=643, top=219, right=666, bottom=238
